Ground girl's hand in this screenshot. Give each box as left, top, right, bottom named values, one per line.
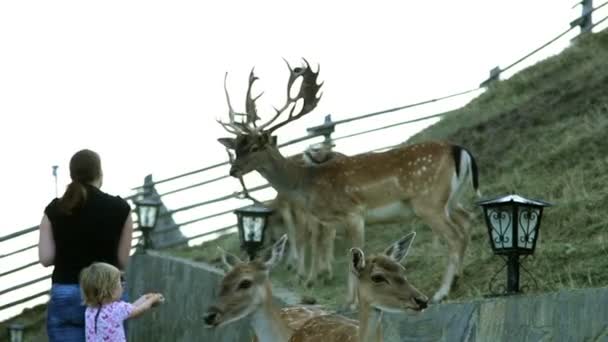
left=151, top=293, right=164, bottom=307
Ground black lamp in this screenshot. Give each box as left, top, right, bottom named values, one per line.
left=8, top=323, right=24, bottom=342
left=234, top=203, right=274, bottom=260
left=477, top=194, right=552, bottom=294
left=134, top=198, right=162, bottom=250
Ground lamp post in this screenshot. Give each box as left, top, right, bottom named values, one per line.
left=234, top=203, right=274, bottom=260
left=477, top=194, right=551, bottom=295
left=134, top=199, right=161, bottom=250
left=52, top=165, right=58, bottom=198
left=8, top=323, right=24, bottom=342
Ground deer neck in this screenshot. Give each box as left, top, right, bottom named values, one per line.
left=249, top=284, right=292, bottom=342
left=257, top=148, right=310, bottom=196
left=358, top=299, right=383, bottom=342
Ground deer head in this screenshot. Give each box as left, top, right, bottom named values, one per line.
left=350, top=232, right=428, bottom=313
left=204, top=235, right=288, bottom=328
left=217, top=59, right=323, bottom=178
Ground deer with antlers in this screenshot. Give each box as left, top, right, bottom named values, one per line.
left=204, top=233, right=428, bottom=342
left=217, top=59, right=480, bottom=304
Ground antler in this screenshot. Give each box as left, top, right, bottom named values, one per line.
left=257, top=58, right=323, bottom=134
left=245, top=68, right=263, bottom=127
left=218, top=69, right=266, bottom=134
left=218, top=58, right=323, bottom=135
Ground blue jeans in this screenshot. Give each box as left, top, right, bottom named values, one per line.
left=47, top=283, right=129, bottom=342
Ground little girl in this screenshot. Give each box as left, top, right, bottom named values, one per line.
left=79, top=262, right=164, bottom=342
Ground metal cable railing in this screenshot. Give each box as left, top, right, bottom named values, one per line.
left=2, top=9, right=608, bottom=319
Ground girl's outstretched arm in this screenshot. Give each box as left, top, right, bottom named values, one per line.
left=129, top=293, right=164, bottom=319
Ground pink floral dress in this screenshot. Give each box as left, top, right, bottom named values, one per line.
left=85, top=301, right=134, bottom=342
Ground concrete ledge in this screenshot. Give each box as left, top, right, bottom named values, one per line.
left=381, top=287, right=608, bottom=341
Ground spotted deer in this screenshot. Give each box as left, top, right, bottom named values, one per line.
left=217, top=59, right=480, bottom=304
left=204, top=233, right=428, bottom=342
left=266, top=141, right=346, bottom=286
left=290, top=232, right=428, bottom=342
left=204, top=236, right=330, bottom=342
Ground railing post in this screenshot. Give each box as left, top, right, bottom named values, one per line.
left=306, top=114, right=336, bottom=145
left=571, top=0, right=593, bottom=41
left=480, top=66, right=501, bottom=88
left=581, top=0, right=593, bottom=33
left=52, top=165, right=58, bottom=198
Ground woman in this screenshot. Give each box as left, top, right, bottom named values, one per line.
left=38, top=149, right=133, bottom=342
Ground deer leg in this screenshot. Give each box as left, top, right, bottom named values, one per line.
left=450, top=204, right=473, bottom=277
left=317, top=224, right=336, bottom=283
left=295, top=212, right=309, bottom=283
left=413, top=201, right=465, bottom=303
left=279, top=205, right=299, bottom=271
left=305, top=220, right=321, bottom=288
left=345, top=215, right=365, bottom=310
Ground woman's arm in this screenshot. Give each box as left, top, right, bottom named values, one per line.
left=38, top=214, right=55, bottom=267
left=117, top=214, right=134, bottom=269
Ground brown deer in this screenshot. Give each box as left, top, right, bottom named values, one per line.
left=290, top=232, right=428, bottom=342
left=217, top=59, right=480, bottom=304
left=265, top=141, right=346, bottom=286
left=204, top=233, right=428, bottom=342
left=204, top=235, right=328, bottom=341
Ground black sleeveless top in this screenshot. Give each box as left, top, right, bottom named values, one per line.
left=44, top=184, right=131, bottom=284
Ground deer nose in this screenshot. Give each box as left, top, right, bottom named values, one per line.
left=204, top=307, right=222, bottom=326
left=229, top=166, right=241, bottom=177
left=415, top=297, right=428, bottom=310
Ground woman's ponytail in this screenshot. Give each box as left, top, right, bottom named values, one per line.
left=59, top=181, right=88, bottom=214
left=58, top=149, right=102, bottom=215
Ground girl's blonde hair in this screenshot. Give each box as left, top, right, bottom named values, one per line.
left=80, top=262, right=121, bottom=307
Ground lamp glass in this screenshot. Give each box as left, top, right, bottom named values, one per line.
left=242, top=216, right=265, bottom=243
left=139, top=205, right=158, bottom=229
left=517, top=207, right=540, bottom=250
left=9, top=324, right=24, bottom=342
left=487, top=205, right=514, bottom=249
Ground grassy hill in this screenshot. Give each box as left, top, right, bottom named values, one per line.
left=169, top=29, right=608, bottom=309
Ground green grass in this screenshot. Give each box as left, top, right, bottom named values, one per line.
left=173, top=30, right=608, bottom=309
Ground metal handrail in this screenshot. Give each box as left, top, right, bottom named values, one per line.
left=0, top=275, right=51, bottom=297
left=0, top=225, right=38, bottom=243
left=0, top=261, right=39, bottom=278
left=332, top=109, right=460, bottom=143
left=332, top=87, right=481, bottom=126
left=157, top=224, right=237, bottom=250
left=0, top=290, right=50, bottom=312
left=0, top=243, right=38, bottom=259
left=152, top=208, right=238, bottom=236
left=161, top=184, right=271, bottom=217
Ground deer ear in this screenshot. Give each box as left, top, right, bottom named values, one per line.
left=384, top=232, right=416, bottom=263
left=218, top=246, right=242, bottom=271
left=218, top=138, right=236, bottom=149
left=350, top=248, right=366, bottom=276
left=263, top=234, right=287, bottom=269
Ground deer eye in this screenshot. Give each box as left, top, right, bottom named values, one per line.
left=371, top=274, right=388, bottom=284
left=238, top=280, right=253, bottom=290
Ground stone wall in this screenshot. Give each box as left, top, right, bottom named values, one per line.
left=127, top=251, right=608, bottom=342
left=380, top=287, right=608, bottom=342
left=125, top=251, right=254, bottom=342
